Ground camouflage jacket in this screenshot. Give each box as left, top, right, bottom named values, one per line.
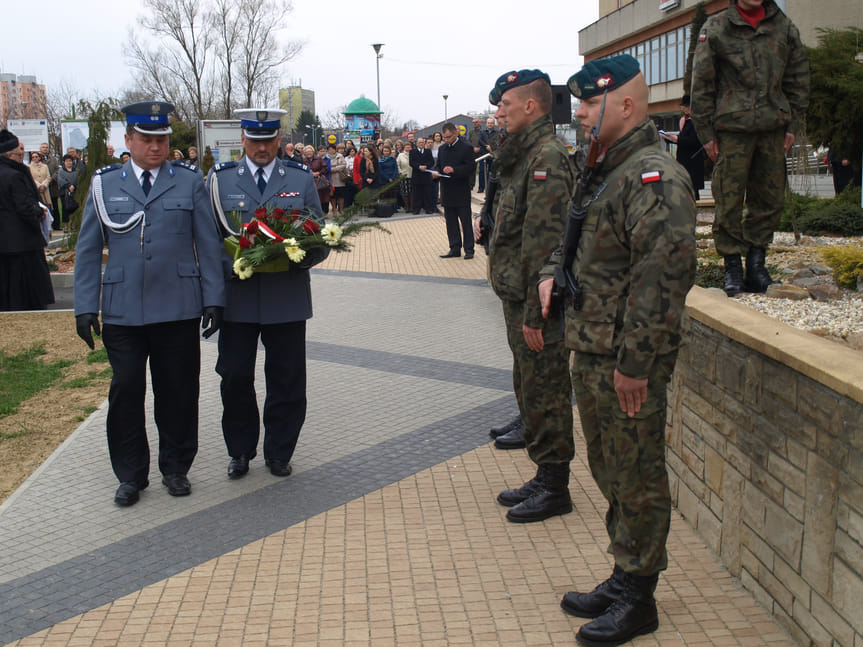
left=690, top=0, right=809, bottom=144
left=541, top=120, right=696, bottom=380
left=489, top=114, right=574, bottom=328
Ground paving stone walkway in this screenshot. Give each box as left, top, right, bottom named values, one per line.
left=1, top=212, right=796, bottom=646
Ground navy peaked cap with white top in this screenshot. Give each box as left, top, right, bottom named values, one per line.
left=121, top=101, right=175, bottom=135
left=488, top=69, right=551, bottom=106
left=234, top=108, right=286, bottom=140
left=567, top=55, right=640, bottom=99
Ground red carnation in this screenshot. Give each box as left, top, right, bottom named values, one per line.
left=272, top=208, right=285, bottom=221
left=246, top=221, right=259, bottom=235
left=303, top=219, right=320, bottom=234
left=254, top=207, right=267, bottom=219
left=238, top=236, right=251, bottom=249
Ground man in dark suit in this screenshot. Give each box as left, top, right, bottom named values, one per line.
left=435, top=123, right=477, bottom=259
left=409, top=137, right=436, bottom=214
left=74, top=101, right=226, bottom=506
left=207, top=109, right=327, bottom=480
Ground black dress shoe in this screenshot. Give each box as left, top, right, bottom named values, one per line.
left=114, top=480, right=148, bottom=507
left=439, top=250, right=460, bottom=258
left=494, top=423, right=526, bottom=449
left=463, top=253, right=474, bottom=259
left=162, top=473, right=191, bottom=496
left=489, top=415, right=522, bottom=439
left=228, top=454, right=253, bottom=479
left=265, top=459, right=293, bottom=477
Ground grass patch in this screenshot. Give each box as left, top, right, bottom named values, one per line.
left=61, top=367, right=112, bottom=389
left=75, top=405, right=98, bottom=422
left=86, top=347, right=109, bottom=364
left=0, top=345, right=73, bottom=418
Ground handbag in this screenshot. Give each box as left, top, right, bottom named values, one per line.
left=314, top=174, right=330, bottom=191
left=62, top=191, right=79, bottom=214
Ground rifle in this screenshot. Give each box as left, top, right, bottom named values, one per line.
left=551, top=91, right=607, bottom=316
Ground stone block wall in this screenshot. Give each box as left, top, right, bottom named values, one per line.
left=667, top=288, right=863, bottom=647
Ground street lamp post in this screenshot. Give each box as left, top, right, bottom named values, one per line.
left=305, top=124, right=318, bottom=149
left=372, top=44, right=384, bottom=109
left=442, top=95, right=448, bottom=121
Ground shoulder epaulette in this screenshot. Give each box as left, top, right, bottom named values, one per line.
left=95, top=163, right=122, bottom=175
left=171, top=160, right=200, bottom=172
left=281, top=159, right=311, bottom=173
left=212, top=161, right=238, bottom=172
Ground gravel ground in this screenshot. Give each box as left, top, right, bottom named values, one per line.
left=697, top=225, right=863, bottom=349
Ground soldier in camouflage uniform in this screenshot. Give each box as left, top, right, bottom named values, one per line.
left=538, top=55, right=696, bottom=645
left=690, top=0, right=809, bottom=296
left=487, top=69, right=576, bottom=524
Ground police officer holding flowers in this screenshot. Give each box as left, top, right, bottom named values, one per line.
left=74, top=101, right=226, bottom=507
left=207, top=109, right=327, bottom=480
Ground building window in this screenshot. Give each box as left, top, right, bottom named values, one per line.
left=608, top=23, right=694, bottom=87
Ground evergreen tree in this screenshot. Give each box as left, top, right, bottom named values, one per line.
left=69, top=101, right=122, bottom=245
left=683, top=2, right=708, bottom=95
left=295, top=109, right=322, bottom=149
left=201, top=145, right=215, bottom=177
left=806, top=28, right=863, bottom=185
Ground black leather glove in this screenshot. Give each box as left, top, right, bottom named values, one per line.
left=201, top=306, right=223, bottom=339
left=75, top=313, right=101, bottom=350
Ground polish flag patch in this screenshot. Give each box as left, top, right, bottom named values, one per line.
left=698, top=33, right=706, bottom=41
left=533, top=170, right=548, bottom=181
left=641, top=171, right=661, bottom=184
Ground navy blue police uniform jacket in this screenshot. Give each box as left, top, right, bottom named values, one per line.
left=207, top=157, right=328, bottom=325
left=74, top=161, right=226, bottom=325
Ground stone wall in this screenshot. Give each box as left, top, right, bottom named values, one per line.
left=667, top=287, right=863, bottom=647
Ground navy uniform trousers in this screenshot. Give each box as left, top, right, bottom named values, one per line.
left=215, top=320, right=307, bottom=462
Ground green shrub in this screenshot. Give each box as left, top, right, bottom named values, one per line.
left=695, top=258, right=725, bottom=289
left=819, top=245, right=863, bottom=289
left=779, top=187, right=863, bottom=236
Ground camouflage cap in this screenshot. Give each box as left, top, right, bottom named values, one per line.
left=488, top=69, right=551, bottom=106
left=567, top=54, right=640, bottom=99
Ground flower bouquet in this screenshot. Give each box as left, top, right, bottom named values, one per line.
left=222, top=182, right=395, bottom=280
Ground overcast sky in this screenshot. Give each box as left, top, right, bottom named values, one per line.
left=3, top=0, right=599, bottom=127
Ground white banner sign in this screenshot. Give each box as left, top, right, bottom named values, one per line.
left=5, top=119, right=49, bottom=153
left=60, top=120, right=127, bottom=157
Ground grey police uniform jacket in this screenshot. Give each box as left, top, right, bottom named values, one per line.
left=74, top=161, right=226, bottom=325
left=207, top=158, right=328, bottom=325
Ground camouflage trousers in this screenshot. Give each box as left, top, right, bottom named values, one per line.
left=501, top=299, right=574, bottom=465
left=571, top=351, right=677, bottom=576
left=712, top=128, right=786, bottom=256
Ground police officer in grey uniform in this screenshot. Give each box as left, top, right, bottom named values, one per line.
left=74, top=101, right=226, bottom=507
left=207, top=109, right=327, bottom=480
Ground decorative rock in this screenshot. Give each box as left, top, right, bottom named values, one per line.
left=791, top=268, right=814, bottom=280
left=807, top=284, right=841, bottom=302
left=765, top=284, right=811, bottom=300
left=810, top=263, right=832, bottom=276
left=55, top=250, right=76, bottom=262
left=792, top=277, right=819, bottom=288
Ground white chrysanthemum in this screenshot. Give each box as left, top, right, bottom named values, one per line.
left=284, top=238, right=306, bottom=263
left=322, top=223, right=343, bottom=246
left=233, top=258, right=254, bottom=280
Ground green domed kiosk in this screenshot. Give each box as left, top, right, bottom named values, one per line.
left=344, top=95, right=382, bottom=144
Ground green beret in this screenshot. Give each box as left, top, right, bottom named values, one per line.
left=488, top=69, right=551, bottom=106
left=567, top=54, right=640, bottom=99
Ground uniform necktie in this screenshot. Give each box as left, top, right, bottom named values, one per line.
left=256, top=168, right=266, bottom=194
left=141, top=170, right=151, bottom=196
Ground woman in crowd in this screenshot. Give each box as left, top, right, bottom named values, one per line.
left=305, top=144, right=331, bottom=214
left=172, top=149, right=184, bottom=162
left=326, top=143, right=348, bottom=218
left=343, top=145, right=357, bottom=208
left=0, top=130, right=54, bottom=310
left=57, top=153, right=80, bottom=227
left=360, top=144, right=379, bottom=189
left=379, top=143, right=398, bottom=215
left=397, top=140, right=413, bottom=215
left=430, top=131, right=443, bottom=205
left=28, top=151, right=51, bottom=206
left=186, top=146, right=199, bottom=166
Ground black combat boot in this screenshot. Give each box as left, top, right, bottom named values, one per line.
left=575, top=572, right=659, bottom=646
left=505, top=463, right=572, bottom=523
left=494, top=421, right=526, bottom=449
left=744, top=247, right=774, bottom=293
left=723, top=254, right=744, bottom=297
left=560, top=565, right=626, bottom=619
left=497, top=470, right=543, bottom=507
left=489, top=415, right=522, bottom=440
